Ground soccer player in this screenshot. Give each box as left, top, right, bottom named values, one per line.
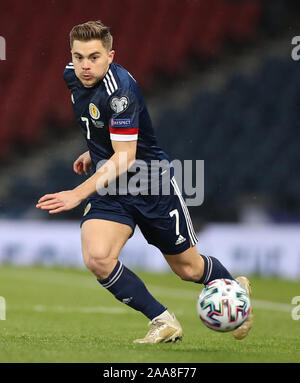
left=36, top=21, right=253, bottom=343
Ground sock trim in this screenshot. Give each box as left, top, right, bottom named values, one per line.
left=153, top=310, right=173, bottom=322
left=202, top=254, right=213, bottom=284
left=101, top=261, right=124, bottom=289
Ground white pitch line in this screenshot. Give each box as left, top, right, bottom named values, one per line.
left=251, top=299, right=291, bottom=312
left=8, top=298, right=291, bottom=316
left=14, top=299, right=292, bottom=316
left=33, top=305, right=128, bottom=314
left=8, top=304, right=184, bottom=316
left=4, top=271, right=294, bottom=315
left=6, top=305, right=130, bottom=315
left=148, top=285, right=293, bottom=314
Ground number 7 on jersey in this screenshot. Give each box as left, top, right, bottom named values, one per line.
left=81, top=117, right=91, bottom=140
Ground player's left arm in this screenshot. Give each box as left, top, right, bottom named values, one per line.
left=73, top=139, right=137, bottom=199
left=36, top=140, right=137, bottom=214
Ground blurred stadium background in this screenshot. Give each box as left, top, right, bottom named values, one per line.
left=1, top=0, right=300, bottom=279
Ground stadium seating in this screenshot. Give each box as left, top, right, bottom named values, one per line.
left=4, top=0, right=298, bottom=222
left=3, top=53, right=300, bottom=222
left=154, top=55, right=300, bottom=221
left=0, top=0, right=262, bottom=159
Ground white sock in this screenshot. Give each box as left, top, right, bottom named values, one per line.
left=153, top=309, right=173, bottom=321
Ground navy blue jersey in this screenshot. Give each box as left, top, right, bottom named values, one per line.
left=63, top=62, right=198, bottom=253
left=63, top=62, right=172, bottom=191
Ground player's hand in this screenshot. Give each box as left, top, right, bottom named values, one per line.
left=73, top=151, right=92, bottom=175
left=36, top=190, right=83, bottom=214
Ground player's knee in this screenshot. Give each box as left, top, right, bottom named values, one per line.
left=88, top=255, right=116, bottom=279
left=83, top=246, right=117, bottom=279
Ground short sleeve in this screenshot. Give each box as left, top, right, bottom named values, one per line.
left=108, top=89, right=139, bottom=142
left=63, top=62, right=77, bottom=91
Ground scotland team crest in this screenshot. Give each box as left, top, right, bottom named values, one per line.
left=83, top=202, right=91, bottom=216
left=89, top=103, right=100, bottom=119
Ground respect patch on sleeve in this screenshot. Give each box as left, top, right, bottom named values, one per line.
left=111, top=118, right=131, bottom=127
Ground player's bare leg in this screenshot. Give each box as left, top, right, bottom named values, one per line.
left=81, top=219, right=173, bottom=343
left=134, top=247, right=204, bottom=344
left=81, top=219, right=132, bottom=279
left=163, top=245, right=205, bottom=282
left=132, top=247, right=204, bottom=344
left=164, top=246, right=253, bottom=340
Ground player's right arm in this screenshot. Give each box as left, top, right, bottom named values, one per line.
left=36, top=141, right=136, bottom=214
left=73, top=151, right=92, bottom=176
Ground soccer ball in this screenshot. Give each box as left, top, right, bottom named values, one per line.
left=197, top=278, right=250, bottom=332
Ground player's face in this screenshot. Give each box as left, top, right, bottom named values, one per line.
left=71, top=39, right=115, bottom=87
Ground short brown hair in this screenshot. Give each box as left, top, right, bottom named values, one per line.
left=70, top=20, right=113, bottom=51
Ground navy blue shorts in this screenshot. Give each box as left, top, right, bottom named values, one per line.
left=80, top=177, right=198, bottom=255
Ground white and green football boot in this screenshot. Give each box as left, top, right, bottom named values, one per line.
left=233, top=276, right=254, bottom=340
left=133, top=313, right=183, bottom=344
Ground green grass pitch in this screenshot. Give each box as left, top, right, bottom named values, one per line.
left=0, top=265, right=300, bottom=363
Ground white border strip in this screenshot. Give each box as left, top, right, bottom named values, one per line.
left=101, top=262, right=124, bottom=289
left=171, top=177, right=198, bottom=245
left=110, top=133, right=138, bottom=141
left=201, top=254, right=213, bottom=284
left=103, top=77, right=112, bottom=96
left=108, top=69, right=118, bottom=90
